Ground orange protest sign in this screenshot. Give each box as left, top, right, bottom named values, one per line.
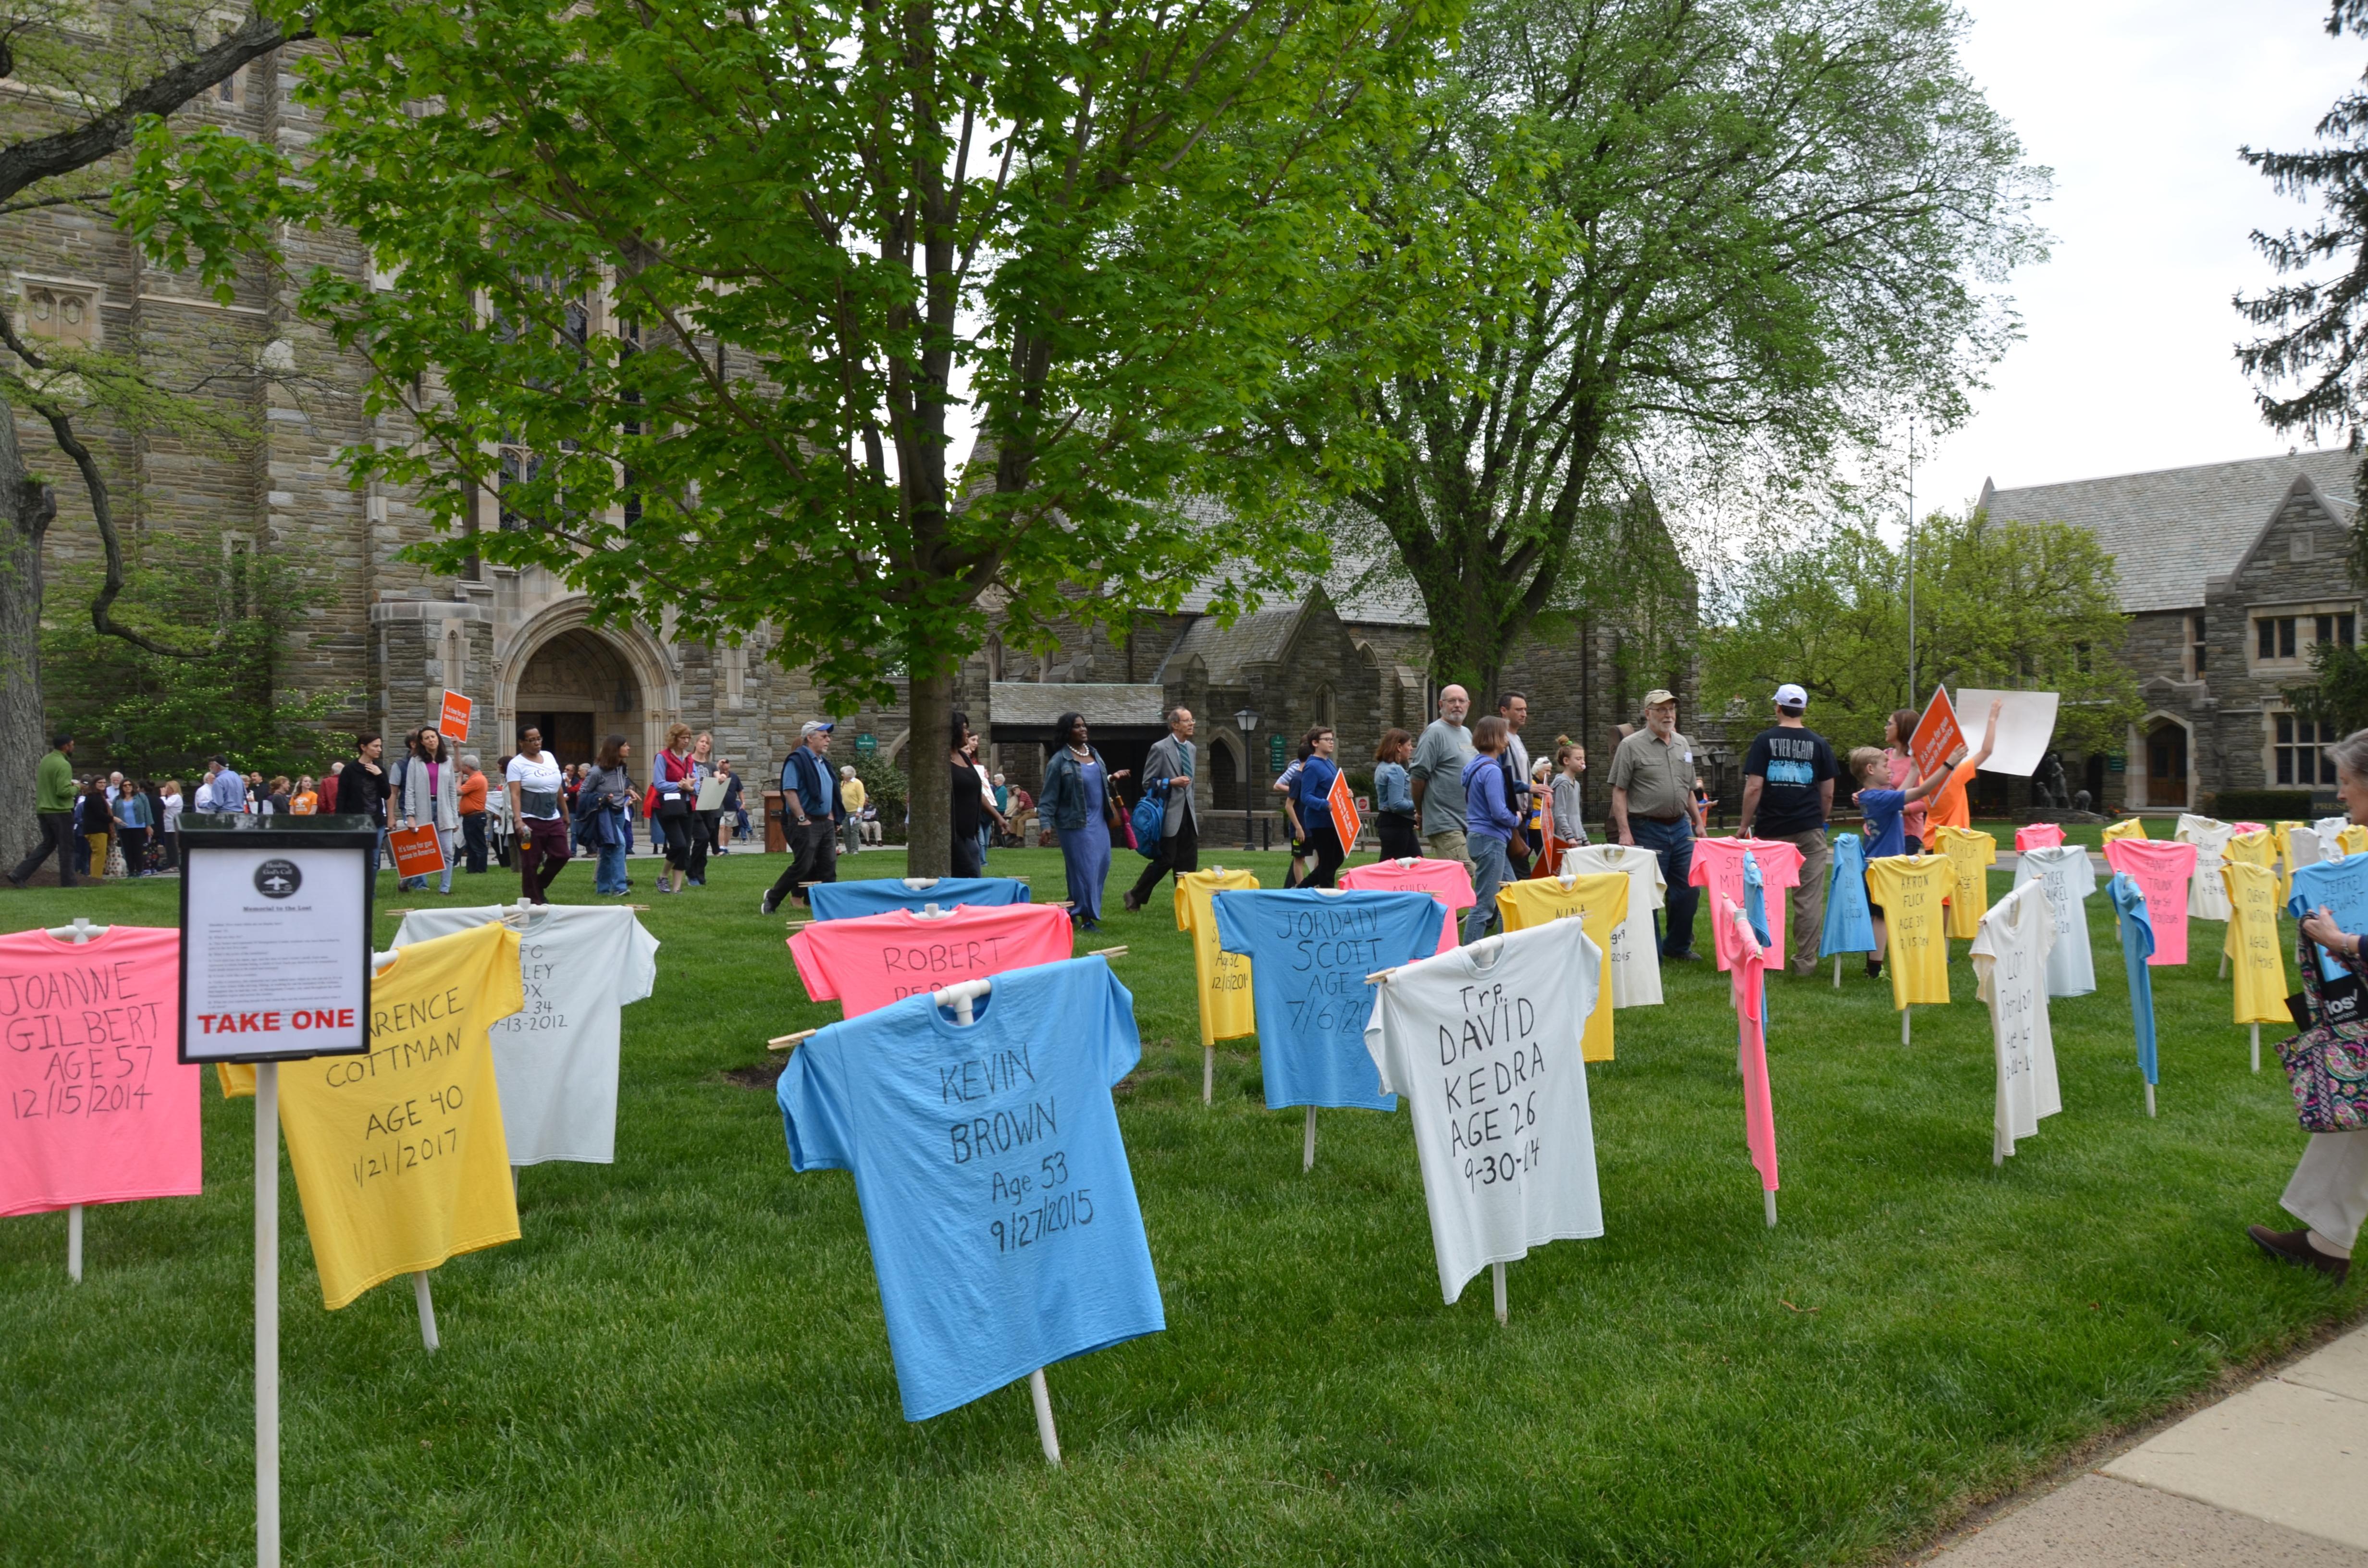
left=1909, top=687, right=1962, bottom=783
left=438, top=689, right=473, bottom=741
left=387, top=822, right=447, bottom=879
left=1328, top=770, right=1363, bottom=850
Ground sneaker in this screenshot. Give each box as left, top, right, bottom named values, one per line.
left=760, top=891, right=778, bottom=916
left=2249, top=1225, right=2350, bottom=1283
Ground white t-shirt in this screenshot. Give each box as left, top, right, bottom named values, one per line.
left=1969, top=882, right=2061, bottom=1163
left=506, top=751, right=565, bottom=818
left=2320, top=816, right=2353, bottom=860
left=392, top=905, right=660, bottom=1165
left=2010, top=845, right=2097, bottom=999
left=1363, top=918, right=1604, bottom=1305
left=2175, top=815, right=2234, bottom=921
left=1555, top=843, right=1667, bottom=1006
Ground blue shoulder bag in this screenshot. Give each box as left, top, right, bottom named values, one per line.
left=1130, top=786, right=1165, bottom=858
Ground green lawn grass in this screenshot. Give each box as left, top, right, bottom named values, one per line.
left=0, top=842, right=2354, bottom=1565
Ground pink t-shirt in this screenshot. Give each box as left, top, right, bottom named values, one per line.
left=1887, top=751, right=1928, bottom=844
left=0, top=925, right=200, bottom=1217
left=1338, top=857, right=1476, bottom=953
left=2103, top=838, right=2198, bottom=967
left=1717, top=896, right=1779, bottom=1196
left=1688, top=837, right=1805, bottom=971
left=2014, top=823, right=2064, bottom=852
left=789, top=903, right=1075, bottom=1017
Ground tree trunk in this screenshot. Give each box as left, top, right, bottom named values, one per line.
left=904, top=663, right=953, bottom=877
left=0, top=400, right=56, bottom=866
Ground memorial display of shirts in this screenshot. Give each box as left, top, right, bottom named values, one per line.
left=2011, top=845, right=2099, bottom=999
left=2109, top=874, right=2159, bottom=1087
left=2288, top=857, right=2368, bottom=984
left=1337, top=858, right=1474, bottom=955
left=1688, top=837, right=1804, bottom=971
left=790, top=903, right=1075, bottom=1018
left=805, top=877, right=1033, bottom=921
left=1714, top=896, right=1780, bottom=1197
left=2102, top=818, right=2147, bottom=844
left=2175, top=814, right=2235, bottom=921
left=1861, top=856, right=1953, bottom=1007
left=1926, top=824, right=1998, bottom=941
left=2013, top=823, right=2065, bottom=852
left=2222, top=861, right=2292, bottom=1027
left=1362, top=918, right=1603, bottom=1305
left=0, top=925, right=199, bottom=1217
left=2102, top=838, right=2196, bottom=967
left=1554, top=844, right=1669, bottom=1006
left=278, top=923, right=524, bottom=1309
left=1495, top=873, right=1630, bottom=1062
left=1969, top=883, right=2061, bottom=1163
left=1822, top=832, right=1877, bottom=957
left=1214, top=889, right=1445, bottom=1111
left=776, top=956, right=1164, bottom=1421
left=392, top=905, right=659, bottom=1166
left=1174, top=868, right=1259, bottom=1047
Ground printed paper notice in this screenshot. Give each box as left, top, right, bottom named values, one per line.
left=1954, top=689, right=2060, bottom=777
left=182, top=846, right=370, bottom=1062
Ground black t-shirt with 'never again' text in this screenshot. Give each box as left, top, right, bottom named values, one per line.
left=1743, top=725, right=1836, bottom=837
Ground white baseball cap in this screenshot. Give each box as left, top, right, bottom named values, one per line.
left=1773, top=684, right=1808, bottom=709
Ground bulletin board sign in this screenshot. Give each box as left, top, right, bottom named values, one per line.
left=177, top=817, right=379, bottom=1064
left=439, top=690, right=473, bottom=741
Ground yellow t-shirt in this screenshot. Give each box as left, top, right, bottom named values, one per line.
left=228, top=924, right=526, bottom=1309
left=1863, top=855, right=1952, bottom=1008
left=2101, top=818, right=2147, bottom=844
left=2221, top=861, right=2291, bottom=1027
left=2343, top=825, right=2368, bottom=860
left=1495, top=873, right=1629, bottom=1062
left=2226, top=828, right=2277, bottom=881
left=1175, top=868, right=1259, bottom=1046
left=1926, top=824, right=1997, bottom=940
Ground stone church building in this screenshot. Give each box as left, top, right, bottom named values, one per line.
left=1981, top=449, right=2364, bottom=814
left=1, top=43, right=1692, bottom=838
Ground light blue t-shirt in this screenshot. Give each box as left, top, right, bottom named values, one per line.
left=2109, top=872, right=2158, bottom=1087
left=1743, top=849, right=1771, bottom=947
left=2289, top=858, right=2368, bottom=983
left=807, top=876, right=1034, bottom=922
left=1823, top=832, right=1876, bottom=956
left=1212, top=888, right=1445, bottom=1112
left=776, top=956, right=1164, bottom=1421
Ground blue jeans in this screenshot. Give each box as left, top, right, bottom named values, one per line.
left=1464, top=833, right=1509, bottom=944
left=1630, top=816, right=1698, bottom=956
left=595, top=841, right=629, bottom=894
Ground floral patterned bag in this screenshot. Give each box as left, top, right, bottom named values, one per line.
left=2276, top=926, right=2368, bottom=1132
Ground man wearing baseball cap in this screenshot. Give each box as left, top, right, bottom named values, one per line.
left=1737, top=683, right=1837, bottom=976
left=1609, top=688, right=1705, bottom=960
left=762, top=720, right=842, bottom=915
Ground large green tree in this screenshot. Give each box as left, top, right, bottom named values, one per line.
left=1263, top=0, right=2044, bottom=698
left=1700, top=510, right=2138, bottom=758
left=134, top=0, right=1447, bottom=872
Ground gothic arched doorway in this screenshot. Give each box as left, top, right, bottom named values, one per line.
left=515, top=628, right=641, bottom=767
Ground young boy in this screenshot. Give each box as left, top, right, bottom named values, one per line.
left=1850, top=698, right=2001, bottom=975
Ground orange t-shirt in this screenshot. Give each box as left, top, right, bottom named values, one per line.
left=1924, top=759, right=1979, bottom=832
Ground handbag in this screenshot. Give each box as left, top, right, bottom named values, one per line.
left=2275, top=924, right=2368, bottom=1131
left=1130, top=787, right=1165, bottom=858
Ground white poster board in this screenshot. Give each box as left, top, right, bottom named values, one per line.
left=180, top=839, right=372, bottom=1062
left=1953, top=689, right=2060, bottom=777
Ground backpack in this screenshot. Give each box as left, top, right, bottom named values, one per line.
left=1130, top=786, right=1165, bottom=858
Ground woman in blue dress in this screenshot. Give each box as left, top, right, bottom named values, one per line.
left=1040, top=711, right=1129, bottom=930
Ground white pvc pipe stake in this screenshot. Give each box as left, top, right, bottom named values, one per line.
left=67, top=1204, right=82, bottom=1283
left=2145, top=1082, right=2157, bottom=1119
left=256, top=1062, right=281, bottom=1568
left=1202, top=1045, right=1213, bottom=1107
left=1833, top=954, right=1841, bottom=989
left=1764, top=1188, right=1778, bottom=1228
left=413, top=1272, right=440, bottom=1353
left=1029, top=1369, right=1061, bottom=1466
left=1901, top=1006, right=1912, bottom=1046
left=1492, top=1262, right=1508, bottom=1326
left=2252, top=1023, right=2262, bottom=1074
left=2220, top=951, right=2231, bottom=981
left=1303, top=1105, right=1318, bottom=1173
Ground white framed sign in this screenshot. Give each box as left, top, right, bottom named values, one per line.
left=177, top=819, right=379, bottom=1064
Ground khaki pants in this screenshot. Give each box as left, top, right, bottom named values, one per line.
left=2284, top=1129, right=2368, bottom=1253
left=1771, top=827, right=1830, bottom=975
left=1421, top=827, right=1468, bottom=870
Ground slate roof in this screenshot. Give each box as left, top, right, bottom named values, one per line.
left=989, top=682, right=1166, bottom=728
left=1165, top=496, right=1430, bottom=626
left=1156, top=602, right=1307, bottom=685
left=1979, top=450, right=2358, bottom=614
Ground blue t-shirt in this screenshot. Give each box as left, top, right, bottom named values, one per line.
left=1823, top=832, right=1876, bottom=956
left=1211, top=888, right=1445, bottom=1111
left=1743, top=849, right=1771, bottom=947
left=2109, top=872, right=2158, bottom=1086
left=807, top=877, right=1034, bottom=922
left=1859, top=788, right=1908, bottom=860
left=776, top=956, right=1164, bottom=1421
left=2289, top=858, right=2368, bottom=983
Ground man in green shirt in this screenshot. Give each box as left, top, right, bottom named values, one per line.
left=9, top=733, right=80, bottom=887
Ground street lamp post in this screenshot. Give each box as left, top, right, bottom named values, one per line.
left=1234, top=708, right=1259, bottom=851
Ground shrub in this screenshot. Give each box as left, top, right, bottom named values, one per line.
left=2209, top=789, right=2320, bottom=821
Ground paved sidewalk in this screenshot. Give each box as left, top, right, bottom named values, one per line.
left=1924, top=1323, right=2368, bottom=1566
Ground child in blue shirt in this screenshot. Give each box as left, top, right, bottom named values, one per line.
left=1849, top=744, right=1952, bottom=977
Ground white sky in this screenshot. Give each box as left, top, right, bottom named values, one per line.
left=1916, top=0, right=2368, bottom=516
